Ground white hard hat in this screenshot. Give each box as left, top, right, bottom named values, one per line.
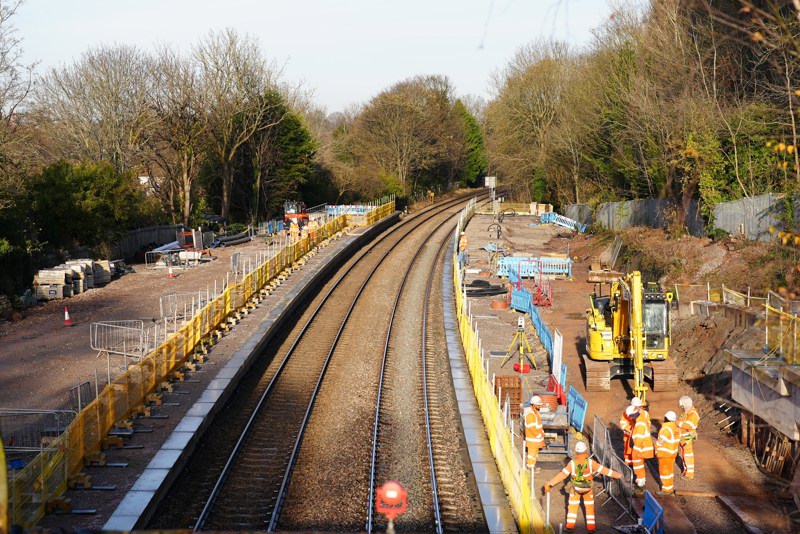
left=630, top=397, right=643, bottom=408
left=679, top=396, right=693, bottom=409
left=625, top=405, right=637, bottom=416
left=665, top=411, right=677, bottom=422
left=531, top=395, right=542, bottom=406
left=574, top=441, right=588, bottom=454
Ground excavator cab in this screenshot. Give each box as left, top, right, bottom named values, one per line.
left=584, top=272, right=677, bottom=397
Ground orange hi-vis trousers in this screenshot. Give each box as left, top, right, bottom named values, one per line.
left=658, top=456, right=677, bottom=492
left=631, top=453, right=647, bottom=486
left=680, top=441, right=695, bottom=478
left=526, top=443, right=540, bottom=468
left=623, top=432, right=633, bottom=466
left=567, top=488, right=596, bottom=531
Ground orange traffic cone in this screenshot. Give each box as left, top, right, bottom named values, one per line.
left=168, top=265, right=175, bottom=279
left=64, top=306, right=73, bottom=327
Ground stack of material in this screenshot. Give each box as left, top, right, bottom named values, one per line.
left=67, top=260, right=95, bottom=289
left=32, top=258, right=121, bottom=302
left=93, top=260, right=112, bottom=285
left=33, top=269, right=74, bottom=300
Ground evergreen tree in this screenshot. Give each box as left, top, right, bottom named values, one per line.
left=454, top=100, right=488, bottom=187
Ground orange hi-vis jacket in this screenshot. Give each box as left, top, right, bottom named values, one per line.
left=678, top=407, right=700, bottom=444
left=656, top=421, right=681, bottom=458
left=631, top=412, right=654, bottom=459
left=524, top=406, right=545, bottom=448
left=620, top=409, right=634, bottom=438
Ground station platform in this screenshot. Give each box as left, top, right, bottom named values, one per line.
left=99, top=214, right=399, bottom=530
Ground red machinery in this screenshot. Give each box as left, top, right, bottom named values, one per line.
left=283, top=200, right=308, bottom=225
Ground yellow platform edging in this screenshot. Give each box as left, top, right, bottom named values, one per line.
left=452, top=199, right=552, bottom=534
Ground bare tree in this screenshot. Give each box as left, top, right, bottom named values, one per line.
left=193, top=29, right=282, bottom=219
left=145, top=45, right=208, bottom=225
left=0, top=0, right=35, bottom=208
left=352, top=75, right=455, bottom=194
left=35, top=44, right=154, bottom=174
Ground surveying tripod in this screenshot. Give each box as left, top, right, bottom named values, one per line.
left=501, top=316, right=536, bottom=370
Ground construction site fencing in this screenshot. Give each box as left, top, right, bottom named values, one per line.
left=601, top=448, right=636, bottom=520
left=497, top=257, right=573, bottom=279
left=0, top=410, right=76, bottom=453
left=89, top=320, right=152, bottom=357
left=114, top=224, right=184, bottom=261
left=160, top=291, right=215, bottom=322
left=7, top=198, right=395, bottom=528
left=67, top=383, right=94, bottom=414
left=511, top=286, right=555, bottom=362
left=591, top=415, right=610, bottom=465
left=765, top=305, right=800, bottom=364
left=453, top=198, right=552, bottom=534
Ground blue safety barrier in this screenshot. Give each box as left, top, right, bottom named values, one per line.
left=643, top=491, right=665, bottom=534
left=497, top=256, right=573, bottom=279
left=540, top=212, right=588, bottom=233
left=326, top=205, right=372, bottom=216
left=560, top=363, right=567, bottom=390
left=567, top=386, right=588, bottom=434
left=510, top=286, right=554, bottom=358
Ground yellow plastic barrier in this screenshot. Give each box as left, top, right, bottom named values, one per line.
left=451, top=200, right=551, bottom=534
left=1, top=432, right=7, bottom=534
left=6, top=202, right=409, bottom=528
left=765, top=305, right=800, bottom=364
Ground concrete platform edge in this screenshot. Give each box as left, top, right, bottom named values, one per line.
left=442, top=237, right=518, bottom=534
left=104, top=213, right=399, bottom=531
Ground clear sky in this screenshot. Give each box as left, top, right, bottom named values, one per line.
left=15, top=0, right=622, bottom=113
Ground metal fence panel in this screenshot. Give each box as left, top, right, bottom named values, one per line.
left=713, top=193, right=778, bottom=242
left=0, top=410, right=75, bottom=452
left=592, top=415, right=610, bottom=465
left=564, top=204, right=593, bottom=227
left=68, top=382, right=94, bottom=413
left=114, top=224, right=184, bottom=260
left=90, top=320, right=147, bottom=356
left=603, top=450, right=635, bottom=519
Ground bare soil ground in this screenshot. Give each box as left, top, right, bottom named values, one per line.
left=461, top=215, right=792, bottom=533
left=0, top=238, right=279, bottom=412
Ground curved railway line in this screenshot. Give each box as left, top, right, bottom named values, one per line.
left=148, top=192, right=491, bottom=532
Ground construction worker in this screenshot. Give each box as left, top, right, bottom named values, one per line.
left=619, top=404, right=637, bottom=467
left=458, top=231, right=468, bottom=252
left=308, top=218, right=318, bottom=241
left=289, top=220, right=299, bottom=242
left=523, top=395, right=545, bottom=471
left=677, top=395, right=700, bottom=479
left=655, top=411, right=680, bottom=495
left=544, top=440, right=622, bottom=533
left=629, top=399, right=654, bottom=491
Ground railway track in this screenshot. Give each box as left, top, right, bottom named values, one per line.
left=147, top=191, right=487, bottom=530
left=366, top=200, right=480, bottom=533
left=277, top=198, right=487, bottom=532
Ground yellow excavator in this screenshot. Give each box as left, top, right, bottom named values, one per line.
left=583, top=271, right=677, bottom=403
